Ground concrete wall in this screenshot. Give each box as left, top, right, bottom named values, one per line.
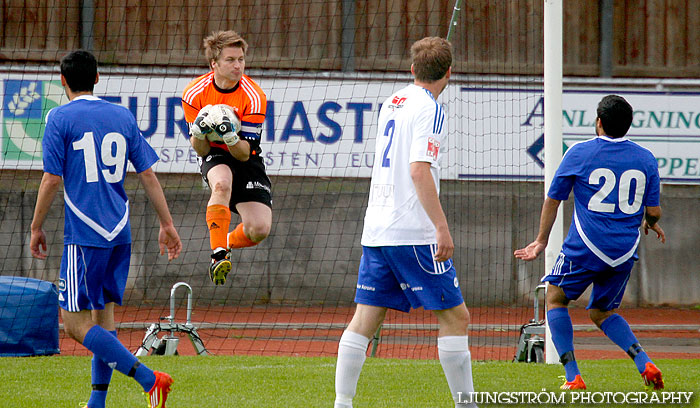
left=1, top=170, right=698, bottom=307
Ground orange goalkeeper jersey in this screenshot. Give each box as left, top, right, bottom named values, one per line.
left=182, top=72, right=267, bottom=154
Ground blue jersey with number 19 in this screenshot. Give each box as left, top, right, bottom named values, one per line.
left=548, top=135, right=660, bottom=272
left=42, top=95, right=159, bottom=247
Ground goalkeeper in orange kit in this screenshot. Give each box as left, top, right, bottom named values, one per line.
left=182, top=30, right=271, bottom=285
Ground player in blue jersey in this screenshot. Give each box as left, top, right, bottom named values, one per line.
left=334, top=37, right=477, bottom=408
left=515, top=95, right=665, bottom=390
left=29, top=50, right=182, bottom=408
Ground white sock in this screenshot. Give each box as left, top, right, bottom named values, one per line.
left=438, top=335, right=477, bottom=408
left=334, top=330, right=370, bottom=408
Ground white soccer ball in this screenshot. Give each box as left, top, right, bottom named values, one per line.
left=205, top=104, right=240, bottom=143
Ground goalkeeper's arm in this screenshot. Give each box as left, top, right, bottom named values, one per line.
left=206, top=109, right=250, bottom=162
left=224, top=134, right=250, bottom=162
left=189, top=125, right=249, bottom=161
left=190, top=127, right=212, bottom=157
left=189, top=105, right=213, bottom=157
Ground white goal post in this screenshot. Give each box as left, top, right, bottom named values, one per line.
left=543, top=0, right=565, bottom=364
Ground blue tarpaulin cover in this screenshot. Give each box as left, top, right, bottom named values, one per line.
left=0, top=276, right=60, bottom=356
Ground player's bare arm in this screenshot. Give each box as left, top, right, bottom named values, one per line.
left=138, top=168, right=182, bottom=261
left=189, top=121, right=250, bottom=160
left=190, top=135, right=211, bottom=157
left=30, top=172, right=62, bottom=259
left=642, top=205, right=665, bottom=243
left=226, top=138, right=250, bottom=162
left=410, top=161, right=453, bottom=262
left=514, top=196, right=561, bottom=261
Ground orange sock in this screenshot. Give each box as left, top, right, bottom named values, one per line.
left=227, top=223, right=258, bottom=249
left=206, top=204, right=231, bottom=250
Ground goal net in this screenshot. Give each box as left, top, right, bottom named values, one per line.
left=1, top=0, right=546, bottom=360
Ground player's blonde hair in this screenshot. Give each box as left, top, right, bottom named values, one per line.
left=203, top=30, right=249, bottom=65
left=410, top=37, right=452, bottom=83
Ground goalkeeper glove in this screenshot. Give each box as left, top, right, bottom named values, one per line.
left=190, top=104, right=214, bottom=140
left=215, top=121, right=241, bottom=146
left=204, top=105, right=242, bottom=147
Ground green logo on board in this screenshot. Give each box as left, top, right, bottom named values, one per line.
left=2, top=79, right=67, bottom=161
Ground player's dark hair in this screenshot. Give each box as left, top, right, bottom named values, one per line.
left=411, top=37, right=452, bottom=83
left=204, top=30, right=249, bottom=65
left=596, top=95, right=633, bottom=138
left=60, top=50, right=98, bottom=93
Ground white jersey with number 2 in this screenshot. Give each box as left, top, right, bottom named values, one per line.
left=361, top=84, right=446, bottom=246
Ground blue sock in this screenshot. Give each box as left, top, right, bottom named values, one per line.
left=600, top=313, right=651, bottom=373
left=547, top=307, right=580, bottom=382
left=83, top=325, right=156, bottom=392
left=88, top=330, right=117, bottom=408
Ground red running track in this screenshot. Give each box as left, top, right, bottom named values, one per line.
left=58, top=306, right=700, bottom=360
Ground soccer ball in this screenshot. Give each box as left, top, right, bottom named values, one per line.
left=205, top=104, right=240, bottom=143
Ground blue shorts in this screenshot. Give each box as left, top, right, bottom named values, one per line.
left=58, top=244, right=131, bottom=312
left=541, top=252, right=631, bottom=311
left=355, top=245, right=464, bottom=313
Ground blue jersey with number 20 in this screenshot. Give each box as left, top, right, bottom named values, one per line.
left=42, top=96, right=159, bottom=247
left=548, top=135, right=660, bottom=272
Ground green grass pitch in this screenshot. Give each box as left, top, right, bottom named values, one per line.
left=3, top=356, right=698, bottom=407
